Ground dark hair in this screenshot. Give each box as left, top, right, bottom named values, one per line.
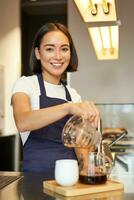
left=30, top=23, right=78, bottom=74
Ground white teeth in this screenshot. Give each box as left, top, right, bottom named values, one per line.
left=52, top=63, right=62, bottom=67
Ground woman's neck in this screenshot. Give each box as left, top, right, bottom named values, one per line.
left=42, top=72, right=61, bottom=85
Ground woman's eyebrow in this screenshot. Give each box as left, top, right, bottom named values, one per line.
left=43, top=44, right=54, bottom=47
left=61, top=44, right=70, bottom=47
left=43, top=44, right=70, bottom=47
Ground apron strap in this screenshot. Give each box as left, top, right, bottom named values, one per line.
left=61, top=80, right=72, bottom=102
left=37, top=73, right=46, bottom=96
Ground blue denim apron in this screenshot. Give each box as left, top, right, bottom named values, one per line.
left=23, top=73, right=77, bottom=177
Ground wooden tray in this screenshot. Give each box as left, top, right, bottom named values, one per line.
left=44, top=188, right=124, bottom=200
left=43, top=180, right=124, bottom=197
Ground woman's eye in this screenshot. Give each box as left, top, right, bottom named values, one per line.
left=62, top=47, right=69, bottom=52
left=45, top=47, right=54, bottom=52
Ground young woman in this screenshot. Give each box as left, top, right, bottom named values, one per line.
left=11, top=23, right=99, bottom=177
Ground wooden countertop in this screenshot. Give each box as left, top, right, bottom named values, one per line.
left=0, top=171, right=134, bottom=200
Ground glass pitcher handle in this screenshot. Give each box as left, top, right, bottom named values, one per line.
left=104, top=154, right=113, bottom=179
left=96, top=152, right=113, bottom=178
left=97, top=118, right=103, bottom=152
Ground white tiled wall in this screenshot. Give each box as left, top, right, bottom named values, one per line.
left=97, top=104, right=134, bottom=137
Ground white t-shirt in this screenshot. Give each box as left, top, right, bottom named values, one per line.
left=11, top=75, right=81, bottom=144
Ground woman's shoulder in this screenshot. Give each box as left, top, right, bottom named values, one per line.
left=13, top=75, right=38, bottom=88
left=16, top=74, right=37, bottom=82
left=12, top=75, right=39, bottom=95
left=66, top=85, right=82, bottom=102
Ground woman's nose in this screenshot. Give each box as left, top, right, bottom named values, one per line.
left=55, top=50, right=62, bottom=60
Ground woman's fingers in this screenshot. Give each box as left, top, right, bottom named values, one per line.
left=81, top=101, right=99, bottom=128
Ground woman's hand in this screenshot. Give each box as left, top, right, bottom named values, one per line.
left=63, top=101, right=100, bottom=148
left=67, top=101, right=99, bottom=128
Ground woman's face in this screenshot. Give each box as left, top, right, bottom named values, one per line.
left=35, top=30, right=71, bottom=84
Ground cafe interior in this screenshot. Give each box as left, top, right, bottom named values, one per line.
left=0, top=0, right=134, bottom=199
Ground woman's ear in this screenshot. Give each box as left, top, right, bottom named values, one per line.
left=35, top=47, right=40, bottom=60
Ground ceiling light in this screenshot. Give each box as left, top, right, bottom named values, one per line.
left=73, top=0, right=117, bottom=22
left=88, top=25, right=119, bottom=60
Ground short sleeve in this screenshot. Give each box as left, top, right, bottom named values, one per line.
left=11, top=75, right=40, bottom=109
left=11, top=76, right=40, bottom=96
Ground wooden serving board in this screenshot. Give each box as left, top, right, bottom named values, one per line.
left=43, top=180, right=124, bottom=197
left=44, top=188, right=124, bottom=200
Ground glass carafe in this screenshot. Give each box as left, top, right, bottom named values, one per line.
left=62, top=115, right=102, bottom=149
left=79, top=152, right=112, bottom=184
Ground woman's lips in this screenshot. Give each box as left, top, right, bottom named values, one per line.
left=51, top=63, right=63, bottom=68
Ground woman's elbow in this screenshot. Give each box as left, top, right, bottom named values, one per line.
left=15, top=120, right=29, bottom=132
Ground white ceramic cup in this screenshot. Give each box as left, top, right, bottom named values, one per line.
left=55, top=159, right=79, bottom=186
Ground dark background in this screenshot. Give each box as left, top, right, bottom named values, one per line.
left=21, top=0, right=67, bottom=76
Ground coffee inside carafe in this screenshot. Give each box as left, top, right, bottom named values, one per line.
left=79, top=152, right=111, bottom=184
left=79, top=174, right=107, bottom=184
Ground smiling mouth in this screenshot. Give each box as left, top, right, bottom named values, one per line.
left=51, top=63, right=63, bottom=68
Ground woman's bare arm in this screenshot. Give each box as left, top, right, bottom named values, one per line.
left=12, top=92, right=99, bottom=132
left=12, top=92, right=70, bottom=132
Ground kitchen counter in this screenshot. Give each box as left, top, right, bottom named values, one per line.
left=0, top=171, right=134, bottom=200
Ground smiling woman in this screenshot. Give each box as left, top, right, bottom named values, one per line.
left=11, top=22, right=100, bottom=177
left=34, top=31, right=71, bottom=84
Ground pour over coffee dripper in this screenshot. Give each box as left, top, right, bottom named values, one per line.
left=62, top=115, right=102, bottom=149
